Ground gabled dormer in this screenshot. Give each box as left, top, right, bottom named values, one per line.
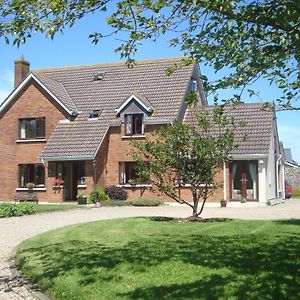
left=116, top=92, right=154, bottom=137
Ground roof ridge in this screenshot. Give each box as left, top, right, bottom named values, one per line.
left=34, top=56, right=186, bottom=73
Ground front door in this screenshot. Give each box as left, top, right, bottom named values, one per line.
left=62, top=162, right=78, bottom=201
left=231, top=161, right=258, bottom=201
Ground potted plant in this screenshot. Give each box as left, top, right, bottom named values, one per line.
left=240, top=197, right=247, bottom=203
left=53, top=177, right=64, bottom=190
left=77, top=194, right=87, bottom=205
left=220, top=199, right=227, bottom=207
left=26, top=182, right=35, bottom=192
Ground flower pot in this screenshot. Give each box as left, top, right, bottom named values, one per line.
left=220, top=200, right=227, bottom=207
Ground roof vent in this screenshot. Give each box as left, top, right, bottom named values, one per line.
left=93, top=72, right=105, bottom=81
left=89, top=109, right=102, bottom=119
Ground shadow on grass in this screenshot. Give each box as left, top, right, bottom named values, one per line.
left=274, top=219, right=300, bottom=226
left=17, top=224, right=300, bottom=299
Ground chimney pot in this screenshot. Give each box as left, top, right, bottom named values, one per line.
left=14, top=56, right=30, bottom=88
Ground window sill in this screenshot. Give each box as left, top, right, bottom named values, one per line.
left=16, top=187, right=46, bottom=191
left=175, top=184, right=192, bottom=187
left=121, top=135, right=146, bottom=139
left=117, top=184, right=152, bottom=188
left=16, top=139, right=47, bottom=143
left=77, top=184, right=87, bottom=188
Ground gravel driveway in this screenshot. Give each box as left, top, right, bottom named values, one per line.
left=1, top=199, right=300, bottom=300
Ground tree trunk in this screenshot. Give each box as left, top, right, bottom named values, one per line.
left=192, top=190, right=199, bottom=217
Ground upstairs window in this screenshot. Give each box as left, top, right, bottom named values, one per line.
left=19, top=117, right=45, bottom=139
left=191, top=79, right=198, bottom=92
left=19, top=164, right=45, bottom=187
left=125, top=114, right=143, bottom=135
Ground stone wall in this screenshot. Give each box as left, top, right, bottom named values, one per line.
left=285, top=165, right=300, bottom=187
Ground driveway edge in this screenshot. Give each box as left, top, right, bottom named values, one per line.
left=9, top=248, right=52, bottom=300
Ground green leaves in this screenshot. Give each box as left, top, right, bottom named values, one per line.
left=1, top=0, right=299, bottom=109
left=131, top=105, right=237, bottom=216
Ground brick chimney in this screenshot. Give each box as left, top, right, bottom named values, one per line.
left=14, top=55, right=30, bottom=88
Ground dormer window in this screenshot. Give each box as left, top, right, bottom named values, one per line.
left=191, top=79, right=198, bottom=92
left=125, top=114, right=143, bottom=135
left=89, top=109, right=102, bottom=119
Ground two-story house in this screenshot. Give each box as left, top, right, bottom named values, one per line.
left=0, top=56, right=284, bottom=205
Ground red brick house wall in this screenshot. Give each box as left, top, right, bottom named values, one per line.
left=0, top=81, right=68, bottom=201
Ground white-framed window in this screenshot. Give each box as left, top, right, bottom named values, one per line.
left=19, top=117, right=45, bottom=139
left=125, top=114, right=143, bottom=135
left=191, top=79, right=198, bottom=92
left=19, top=164, right=45, bottom=187
left=119, top=162, right=148, bottom=184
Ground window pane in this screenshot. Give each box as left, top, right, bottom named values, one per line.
left=48, top=162, right=56, bottom=177
left=36, top=165, right=45, bottom=185
left=27, top=164, right=35, bottom=183
left=20, top=120, right=26, bottom=139
left=125, top=115, right=132, bottom=135
left=133, top=114, right=143, bottom=134
left=119, top=162, right=125, bottom=184
left=57, top=163, right=63, bottom=177
left=124, top=162, right=141, bottom=183
left=78, top=161, right=86, bottom=184
left=36, top=118, right=45, bottom=137
left=26, top=119, right=36, bottom=138
left=19, top=165, right=26, bottom=187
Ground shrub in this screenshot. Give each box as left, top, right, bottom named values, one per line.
left=77, top=194, right=87, bottom=205
left=0, top=203, right=35, bottom=218
left=105, top=186, right=128, bottom=201
left=130, top=198, right=164, bottom=206
left=292, top=187, right=300, bottom=198
left=88, top=187, right=108, bottom=204
left=103, top=199, right=131, bottom=207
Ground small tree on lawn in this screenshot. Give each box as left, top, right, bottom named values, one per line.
left=131, top=105, right=238, bottom=218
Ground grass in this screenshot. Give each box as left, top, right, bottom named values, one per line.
left=292, top=187, right=300, bottom=198
left=34, top=204, right=79, bottom=213
left=16, top=218, right=300, bottom=300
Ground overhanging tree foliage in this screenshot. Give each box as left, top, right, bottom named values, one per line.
left=131, top=105, right=238, bottom=217
left=0, top=1, right=299, bottom=109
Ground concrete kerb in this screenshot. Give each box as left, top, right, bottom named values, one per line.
left=9, top=248, right=52, bottom=300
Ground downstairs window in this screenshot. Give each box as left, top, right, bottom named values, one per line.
left=119, top=162, right=148, bottom=184
left=19, top=164, right=45, bottom=187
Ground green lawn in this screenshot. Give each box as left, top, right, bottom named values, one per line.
left=34, top=204, right=79, bottom=213
left=16, top=218, right=300, bottom=300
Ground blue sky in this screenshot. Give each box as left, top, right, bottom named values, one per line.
left=0, top=11, right=299, bottom=162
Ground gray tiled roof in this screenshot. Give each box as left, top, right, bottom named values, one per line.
left=284, top=148, right=300, bottom=166
left=185, top=103, right=274, bottom=156
left=38, top=57, right=194, bottom=159
left=36, top=74, right=78, bottom=113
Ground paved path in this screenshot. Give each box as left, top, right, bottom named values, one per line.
left=1, top=199, right=300, bottom=299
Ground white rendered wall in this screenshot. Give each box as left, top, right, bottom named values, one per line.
left=258, top=158, right=267, bottom=205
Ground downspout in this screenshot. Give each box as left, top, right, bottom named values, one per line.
left=276, top=155, right=281, bottom=198
left=282, top=161, right=285, bottom=200
left=223, top=161, right=227, bottom=201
